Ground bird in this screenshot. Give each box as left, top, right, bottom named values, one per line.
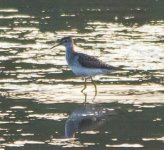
left=51, top=36, right=122, bottom=95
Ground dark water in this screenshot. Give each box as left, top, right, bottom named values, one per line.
left=0, top=0, right=164, bottom=149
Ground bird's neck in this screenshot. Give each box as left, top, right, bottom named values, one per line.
left=65, top=44, right=75, bottom=65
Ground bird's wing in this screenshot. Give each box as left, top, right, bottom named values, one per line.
left=75, top=52, right=120, bottom=70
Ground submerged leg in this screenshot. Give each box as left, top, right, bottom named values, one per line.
left=81, top=78, right=87, bottom=92
left=90, top=77, right=97, bottom=97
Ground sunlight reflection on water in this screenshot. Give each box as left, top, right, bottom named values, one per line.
left=0, top=3, right=164, bottom=149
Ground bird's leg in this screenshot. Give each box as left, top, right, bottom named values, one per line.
left=83, top=92, right=87, bottom=104
left=81, top=78, right=87, bottom=93
left=90, top=77, right=97, bottom=97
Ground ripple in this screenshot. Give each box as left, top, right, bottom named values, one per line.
left=3, top=140, right=44, bottom=147
left=81, top=131, right=99, bottom=134
left=0, top=14, right=35, bottom=19
left=10, top=106, right=27, bottom=110
left=48, top=138, right=84, bottom=148
left=106, top=143, right=144, bottom=148
left=28, top=113, right=68, bottom=121
left=142, top=137, right=164, bottom=141
left=0, top=8, right=18, bottom=13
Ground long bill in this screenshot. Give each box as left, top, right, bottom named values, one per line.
left=51, top=42, right=61, bottom=49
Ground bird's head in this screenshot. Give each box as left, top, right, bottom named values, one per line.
left=51, top=36, right=73, bottom=49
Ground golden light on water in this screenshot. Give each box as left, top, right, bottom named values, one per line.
left=0, top=20, right=163, bottom=103
left=28, top=113, right=68, bottom=121
left=106, top=143, right=144, bottom=148
left=0, top=3, right=164, bottom=149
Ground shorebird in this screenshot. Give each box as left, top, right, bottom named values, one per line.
left=51, top=36, right=121, bottom=95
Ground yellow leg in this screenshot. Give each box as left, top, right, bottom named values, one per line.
left=81, top=78, right=87, bottom=92
left=90, top=77, right=97, bottom=97
left=82, top=92, right=87, bottom=104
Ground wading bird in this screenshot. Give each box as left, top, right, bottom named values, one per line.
left=51, top=37, right=122, bottom=95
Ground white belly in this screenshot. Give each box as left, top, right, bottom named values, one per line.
left=70, top=65, right=110, bottom=77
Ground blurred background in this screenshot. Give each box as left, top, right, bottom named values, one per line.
left=0, top=0, right=164, bottom=149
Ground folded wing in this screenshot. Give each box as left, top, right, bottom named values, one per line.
left=75, top=52, right=120, bottom=70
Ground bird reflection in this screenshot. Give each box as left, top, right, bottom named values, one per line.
left=65, top=103, right=116, bottom=138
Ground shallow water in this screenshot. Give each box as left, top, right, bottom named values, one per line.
left=0, top=0, right=164, bottom=149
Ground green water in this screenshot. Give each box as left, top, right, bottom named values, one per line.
left=0, top=0, right=164, bottom=149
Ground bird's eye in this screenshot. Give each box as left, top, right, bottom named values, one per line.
left=64, top=39, right=68, bottom=42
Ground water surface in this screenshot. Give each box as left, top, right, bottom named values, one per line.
left=0, top=0, right=164, bottom=149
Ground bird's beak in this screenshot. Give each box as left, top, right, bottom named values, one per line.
left=51, top=41, right=62, bottom=49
